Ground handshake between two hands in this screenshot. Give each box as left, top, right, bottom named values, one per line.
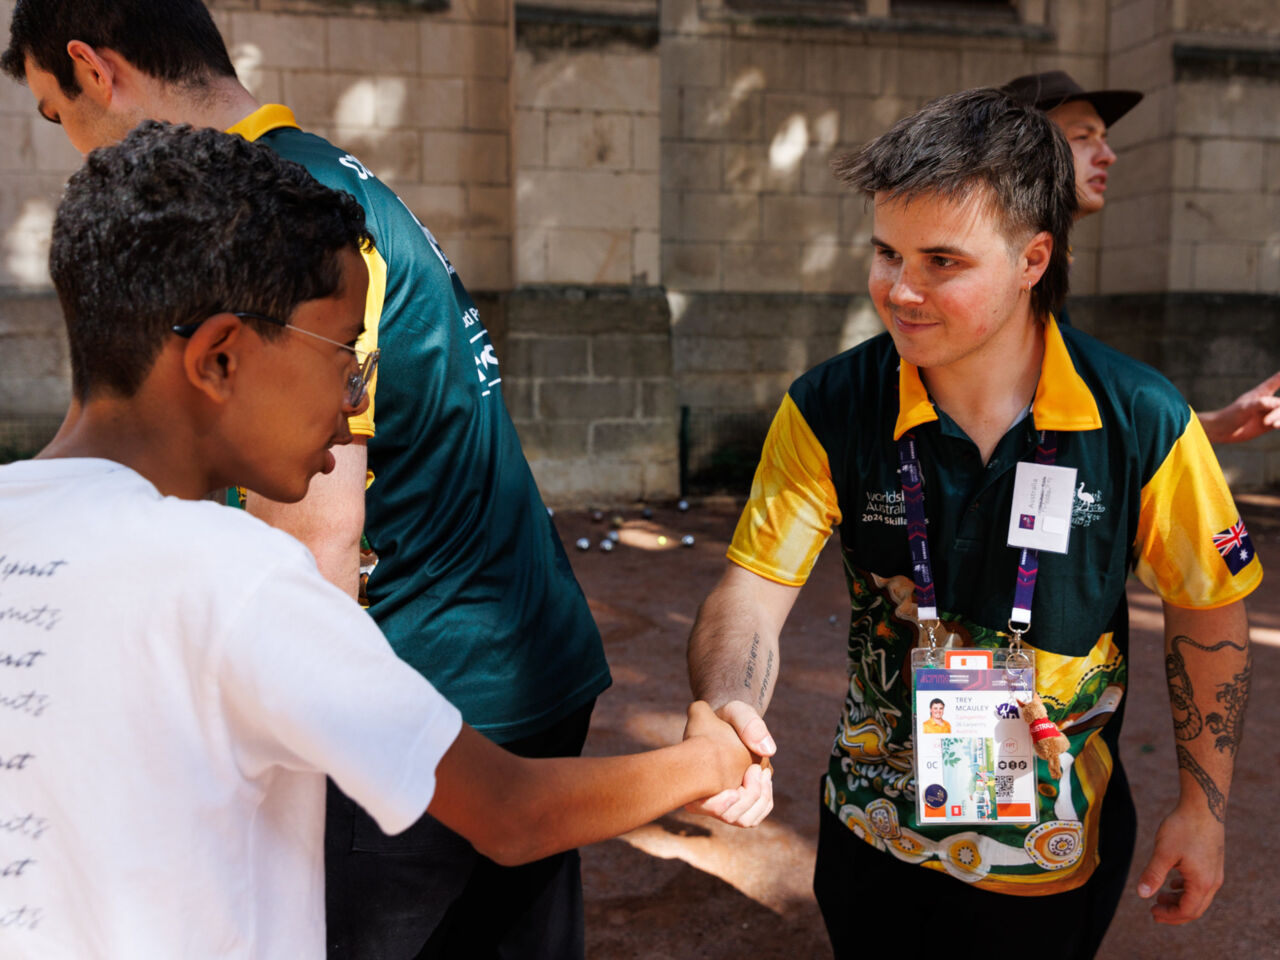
left=681, top=700, right=777, bottom=828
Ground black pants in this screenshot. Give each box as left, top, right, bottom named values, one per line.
left=814, top=762, right=1137, bottom=960
left=326, top=700, right=596, bottom=960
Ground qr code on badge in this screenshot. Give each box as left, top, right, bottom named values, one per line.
left=996, top=776, right=1015, bottom=799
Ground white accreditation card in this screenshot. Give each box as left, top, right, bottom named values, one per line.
left=1006, top=462, right=1077, bottom=554
left=912, top=648, right=1038, bottom=826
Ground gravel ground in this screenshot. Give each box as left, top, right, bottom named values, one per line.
left=558, top=493, right=1280, bottom=959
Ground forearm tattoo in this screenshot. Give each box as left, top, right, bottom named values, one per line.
left=1167, top=634, right=1250, bottom=821
left=740, top=632, right=774, bottom=709
left=1176, top=745, right=1227, bottom=824
left=742, top=632, right=760, bottom=694
left=1207, top=651, right=1252, bottom=758
left=758, top=649, right=775, bottom=710
left=1166, top=634, right=1248, bottom=747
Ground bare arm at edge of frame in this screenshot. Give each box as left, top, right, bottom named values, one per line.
left=1196, top=371, right=1280, bottom=445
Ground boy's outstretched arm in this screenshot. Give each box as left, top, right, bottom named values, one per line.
left=426, top=701, right=753, bottom=866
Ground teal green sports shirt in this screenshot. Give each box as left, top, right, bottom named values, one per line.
left=230, top=106, right=610, bottom=740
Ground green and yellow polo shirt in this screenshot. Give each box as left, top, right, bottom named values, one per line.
left=228, top=106, right=610, bottom=741
left=729, top=317, right=1260, bottom=895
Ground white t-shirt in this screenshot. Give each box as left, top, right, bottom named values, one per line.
left=0, top=459, right=463, bottom=959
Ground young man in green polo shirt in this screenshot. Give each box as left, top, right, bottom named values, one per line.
left=688, top=89, right=1258, bottom=958
left=2, top=2, right=625, bottom=956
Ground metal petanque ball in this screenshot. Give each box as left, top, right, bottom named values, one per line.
left=828, top=614, right=838, bottom=625
left=599, top=539, right=615, bottom=553
left=681, top=535, right=695, bottom=548
left=590, top=509, right=604, bottom=522
left=575, top=537, right=591, bottom=551
left=641, top=507, right=653, bottom=519
left=677, top=499, right=690, bottom=512
left=607, top=530, right=620, bottom=542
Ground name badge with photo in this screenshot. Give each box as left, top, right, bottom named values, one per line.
left=911, top=648, right=1038, bottom=826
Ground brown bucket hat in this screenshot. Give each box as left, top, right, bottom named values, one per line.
left=999, top=70, right=1143, bottom=127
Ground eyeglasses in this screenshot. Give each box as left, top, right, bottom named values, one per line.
left=172, top=311, right=379, bottom=408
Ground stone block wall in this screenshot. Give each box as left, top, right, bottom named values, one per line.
left=1070, top=293, right=1280, bottom=488
left=656, top=0, right=1112, bottom=467
left=208, top=0, right=515, bottom=291
left=512, top=21, right=661, bottom=286
left=1081, top=0, right=1280, bottom=491
left=1101, top=0, right=1280, bottom=296
left=503, top=287, right=677, bottom=504
left=659, top=0, right=1109, bottom=298
left=0, top=0, right=81, bottom=446
left=3, top=0, right=1279, bottom=494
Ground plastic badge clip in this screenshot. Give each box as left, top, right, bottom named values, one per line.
left=1004, top=618, right=1034, bottom=694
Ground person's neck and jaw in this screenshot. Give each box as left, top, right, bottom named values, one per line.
left=41, top=318, right=261, bottom=502
left=23, top=40, right=259, bottom=153
left=917, top=307, right=1047, bottom=464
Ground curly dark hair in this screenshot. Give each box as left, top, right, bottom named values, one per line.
left=3, top=0, right=236, bottom=94
left=832, top=88, right=1077, bottom=320
left=51, top=121, right=371, bottom=400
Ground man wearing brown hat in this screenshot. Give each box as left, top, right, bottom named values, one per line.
left=1003, top=70, right=1280, bottom=445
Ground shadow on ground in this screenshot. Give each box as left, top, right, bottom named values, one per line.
left=562, top=493, right=1280, bottom=959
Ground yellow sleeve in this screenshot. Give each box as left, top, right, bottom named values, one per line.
left=348, top=244, right=388, bottom=439
left=726, top=393, right=842, bottom=586
left=1133, top=413, right=1262, bottom=608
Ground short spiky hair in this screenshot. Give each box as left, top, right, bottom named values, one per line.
left=833, top=88, right=1077, bottom=319
left=3, top=0, right=236, bottom=95
left=50, top=121, right=371, bottom=400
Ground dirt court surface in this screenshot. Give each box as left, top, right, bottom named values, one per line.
left=556, top=494, right=1280, bottom=960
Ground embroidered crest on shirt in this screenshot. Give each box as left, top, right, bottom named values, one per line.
left=1070, top=481, right=1105, bottom=528
left=1212, top=518, right=1254, bottom=576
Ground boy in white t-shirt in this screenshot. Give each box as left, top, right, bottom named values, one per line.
left=0, top=122, right=754, bottom=959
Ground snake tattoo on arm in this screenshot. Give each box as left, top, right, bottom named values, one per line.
left=1166, top=634, right=1252, bottom=823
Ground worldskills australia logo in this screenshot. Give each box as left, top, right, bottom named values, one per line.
left=1070, top=480, right=1105, bottom=528
left=861, top=488, right=907, bottom=526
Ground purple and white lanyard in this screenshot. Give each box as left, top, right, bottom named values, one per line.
left=897, top=428, right=1058, bottom=659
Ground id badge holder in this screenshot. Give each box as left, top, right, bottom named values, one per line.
left=912, top=642, right=1038, bottom=825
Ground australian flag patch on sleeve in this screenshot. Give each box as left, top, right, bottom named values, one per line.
left=1212, top=518, right=1255, bottom=576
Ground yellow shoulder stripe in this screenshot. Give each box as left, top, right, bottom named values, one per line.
left=727, top=394, right=841, bottom=586
left=348, top=244, right=387, bottom=440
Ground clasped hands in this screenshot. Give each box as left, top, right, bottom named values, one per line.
left=682, top=699, right=776, bottom=828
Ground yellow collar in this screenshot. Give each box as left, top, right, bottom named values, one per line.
left=892, top=315, right=1103, bottom=440
left=226, top=104, right=299, bottom=143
